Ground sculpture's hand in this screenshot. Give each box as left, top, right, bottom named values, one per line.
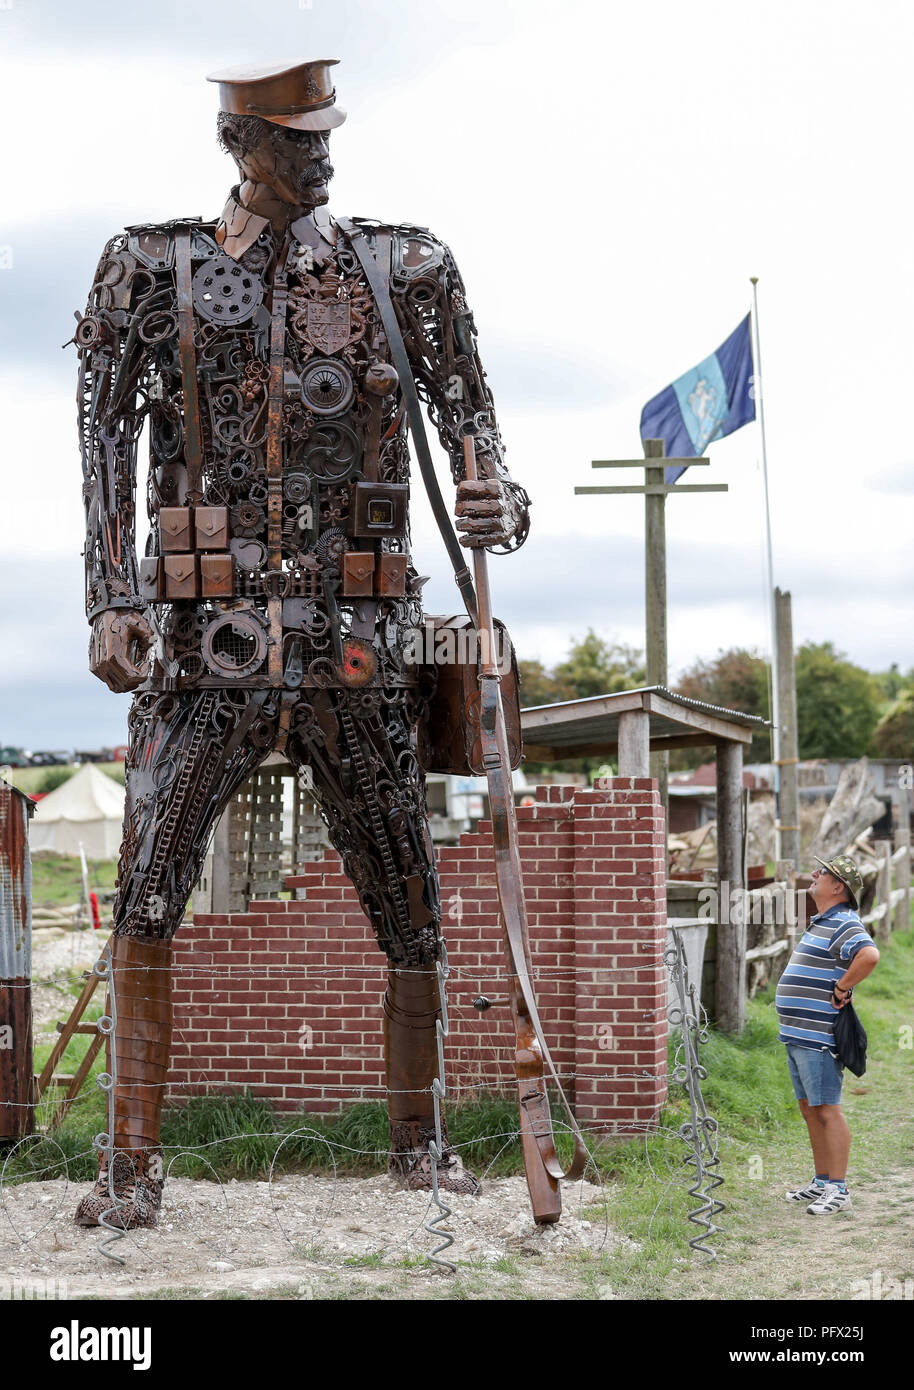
left=89, top=609, right=153, bottom=693
left=455, top=478, right=524, bottom=550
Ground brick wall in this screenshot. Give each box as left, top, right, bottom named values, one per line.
left=167, top=780, right=668, bottom=1134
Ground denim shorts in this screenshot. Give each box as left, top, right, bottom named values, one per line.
left=785, top=1043, right=844, bottom=1106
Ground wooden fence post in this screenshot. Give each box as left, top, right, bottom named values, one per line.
left=716, top=739, right=746, bottom=1033
left=771, top=857, right=797, bottom=987
left=893, top=829, right=910, bottom=932
left=874, top=839, right=893, bottom=943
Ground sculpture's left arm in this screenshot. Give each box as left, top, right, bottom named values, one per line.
left=395, top=234, right=530, bottom=553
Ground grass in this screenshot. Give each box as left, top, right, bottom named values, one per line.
left=30, top=855, right=118, bottom=909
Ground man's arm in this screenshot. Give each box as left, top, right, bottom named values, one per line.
left=391, top=229, right=530, bottom=552
left=77, top=234, right=152, bottom=691
left=832, top=944, right=880, bottom=1008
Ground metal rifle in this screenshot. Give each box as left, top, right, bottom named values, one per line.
left=461, top=433, right=588, bottom=1223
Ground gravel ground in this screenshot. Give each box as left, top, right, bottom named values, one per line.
left=0, top=1172, right=628, bottom=1299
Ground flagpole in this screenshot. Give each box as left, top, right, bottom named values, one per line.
left=749, top=276, right=781, bottom=859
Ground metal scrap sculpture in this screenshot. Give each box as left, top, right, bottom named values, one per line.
left=72, top=58, right=583, bottom=1231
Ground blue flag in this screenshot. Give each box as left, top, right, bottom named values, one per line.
left=640, top=314, right=756, bottom=483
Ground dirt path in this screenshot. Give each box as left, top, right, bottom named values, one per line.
left=667, top=1167, right=914, bottom=1301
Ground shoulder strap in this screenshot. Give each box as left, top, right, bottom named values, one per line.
left=175, top=226, right=204, bottom=504
left=336, top=218, right=478, bottom=624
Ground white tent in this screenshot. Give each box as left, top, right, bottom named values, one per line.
left=30, top=764, right=125, bottom=859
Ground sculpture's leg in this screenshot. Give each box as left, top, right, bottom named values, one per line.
left=75, top=689, right=276, bottom=1229
left=288, top=689, right=478, bottom=1195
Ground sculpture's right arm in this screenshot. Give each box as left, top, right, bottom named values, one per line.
left=77, top=236, right=153, bottom=691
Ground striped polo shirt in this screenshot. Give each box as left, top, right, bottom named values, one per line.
left=775, top=904, right=875, bottom=1054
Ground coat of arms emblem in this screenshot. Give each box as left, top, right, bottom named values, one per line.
left=305, top=302, right=352, bottom=354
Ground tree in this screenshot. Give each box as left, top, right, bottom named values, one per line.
left=874, top=663, right=908, bottom=703
left=674, top=647, right=772, bottom=762
left=552, top=630, right=645, bottom=700
left=518, top=631, right=644, bottom=777
left=520, top=631, right=644, bottom=709
left=517, top=658, right=566, bottom=709
left=870, top=690, right=914, bottom=758
left=794, top=642, right=882, bottom=759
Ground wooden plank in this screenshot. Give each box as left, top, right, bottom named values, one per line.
left=591, top=458, right=710, bottom=468
left=643, top=691, right=757, bottom=744
left=49, top=1031, right=104, bottom=1131
left=746, top=938, right=789, bottom=962
left=574, top=484, right=729, bottom=495
left=523, top=729, right=753, bottom=763
left=34, top=958, right=104, bottom=1098
left=715, top=739, right=746, bottom=1034
left=522, top=689, right=648, bottom=730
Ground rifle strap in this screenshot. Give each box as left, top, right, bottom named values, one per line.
left=335, top=218, right=478, bottom=625
left=341, top=217, right=587, bottom=1201
left=175, top=226, right=204, bottom=505
left=265, top=237, right=292, bottom=686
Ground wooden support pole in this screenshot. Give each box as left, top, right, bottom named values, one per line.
left=644, top=439, right=669, bottom=856
left=617, top=710, right=650, bottom=777
left=772, top=857, right=797, bottom=987
left=895, top=828, right=911, bottom=931
left=774, top=588, right=800, bottom=865
left=873, top=839, right=892, bottom=942
left=715, top=738, right=746, bottom=1033
left=644, top=439, right=667, bottom=692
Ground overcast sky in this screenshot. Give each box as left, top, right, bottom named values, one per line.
left=1, top=0, right=912, bottom=749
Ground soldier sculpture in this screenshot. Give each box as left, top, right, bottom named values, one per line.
left=72, top=58, right=531, bottom=1227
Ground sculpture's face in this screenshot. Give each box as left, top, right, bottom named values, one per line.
left=242, top=127, right=334, bottom=209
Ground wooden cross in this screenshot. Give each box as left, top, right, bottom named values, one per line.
left=574, top=438, right=728, bottom=815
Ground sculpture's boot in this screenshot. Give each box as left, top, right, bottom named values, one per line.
left=384, top=964, right=479, bottom=1196
left=74, top=934, right=172, bottom=1229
